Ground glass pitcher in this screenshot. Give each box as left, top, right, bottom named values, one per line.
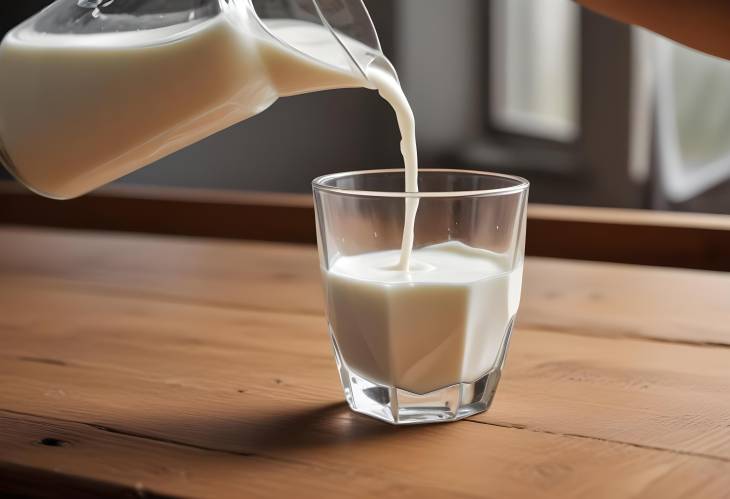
left=0, top=0, right=395, bottom=199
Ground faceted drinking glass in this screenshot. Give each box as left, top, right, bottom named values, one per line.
left=312, top=169, right=529, bottom=424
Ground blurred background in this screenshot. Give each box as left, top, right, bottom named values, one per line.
left=3, top=0, right=730, bottom=214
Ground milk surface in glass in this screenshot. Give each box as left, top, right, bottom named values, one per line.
left=326, top=241, right=522, bottom=394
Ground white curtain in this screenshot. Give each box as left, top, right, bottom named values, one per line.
left=637, top=32, right=730, bottom=202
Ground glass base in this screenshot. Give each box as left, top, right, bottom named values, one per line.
left=330, top=332, right=507, bottom=425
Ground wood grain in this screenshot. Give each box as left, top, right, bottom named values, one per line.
left=4, top=410, right=729, bottom=499
left=1, top=226, right=730, bottom=498
left=520, top=258, right=730, bottom=347
left=1, top=278, right=729, bottom=460
left=1, top=226, right=729, bottom=346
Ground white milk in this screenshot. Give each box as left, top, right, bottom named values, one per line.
left=366, top=66, right=419, bottom=270
left=325, top=241, right=523, bottom=394
left=0, top=17, right=369, bottom=199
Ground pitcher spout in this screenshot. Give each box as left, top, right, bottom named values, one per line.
left=248, top=0, right=389, bottom=96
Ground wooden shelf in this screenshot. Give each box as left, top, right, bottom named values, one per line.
left=2, top=181, right=729, bottom=270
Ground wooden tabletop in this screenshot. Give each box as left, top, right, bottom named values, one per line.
left=1, top=225, right=730, bottom=498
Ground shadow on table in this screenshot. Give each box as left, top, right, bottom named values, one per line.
left=207, top=402, right=425, bottom=452
left=140, top=401, right=431, bottom=455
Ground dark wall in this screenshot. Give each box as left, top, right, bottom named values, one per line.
left=122, top=89, right=403, bottom=192
left=0, top=2, right=51, bottom=180
left=1, top=1, right=52, bottom=34
left=0, top=1, right=54, bottom=181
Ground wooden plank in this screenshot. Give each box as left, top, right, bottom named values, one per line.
left=1, top=226, right=729, bottom=346
left=0, top=226, right=324, bottom=315
left=3, top=410, right=729, bottom=499
left=528, top=204, right=730, bottom=231
left=1, top=412, right=479, bottom=499
left=1, top=280, right=729, bottom=461
left=2, top=229, right=730, bottom=496
left=520, top=258, right=730, bottom=347
left=0, top=182, right=317, bottom=244
left=3, top=182, right=730, bottom=269
left=526, top=213, right=730, bottom=271
left=0, top=460, right=178, bottom=499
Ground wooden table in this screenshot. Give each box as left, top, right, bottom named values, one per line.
left=1, top=225, right=730, bottom=498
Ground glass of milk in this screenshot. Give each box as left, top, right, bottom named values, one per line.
left=313, top=169, right=529, bottom=425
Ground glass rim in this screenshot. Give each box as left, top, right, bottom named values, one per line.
left=312, top=168, right=530, bottom=198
